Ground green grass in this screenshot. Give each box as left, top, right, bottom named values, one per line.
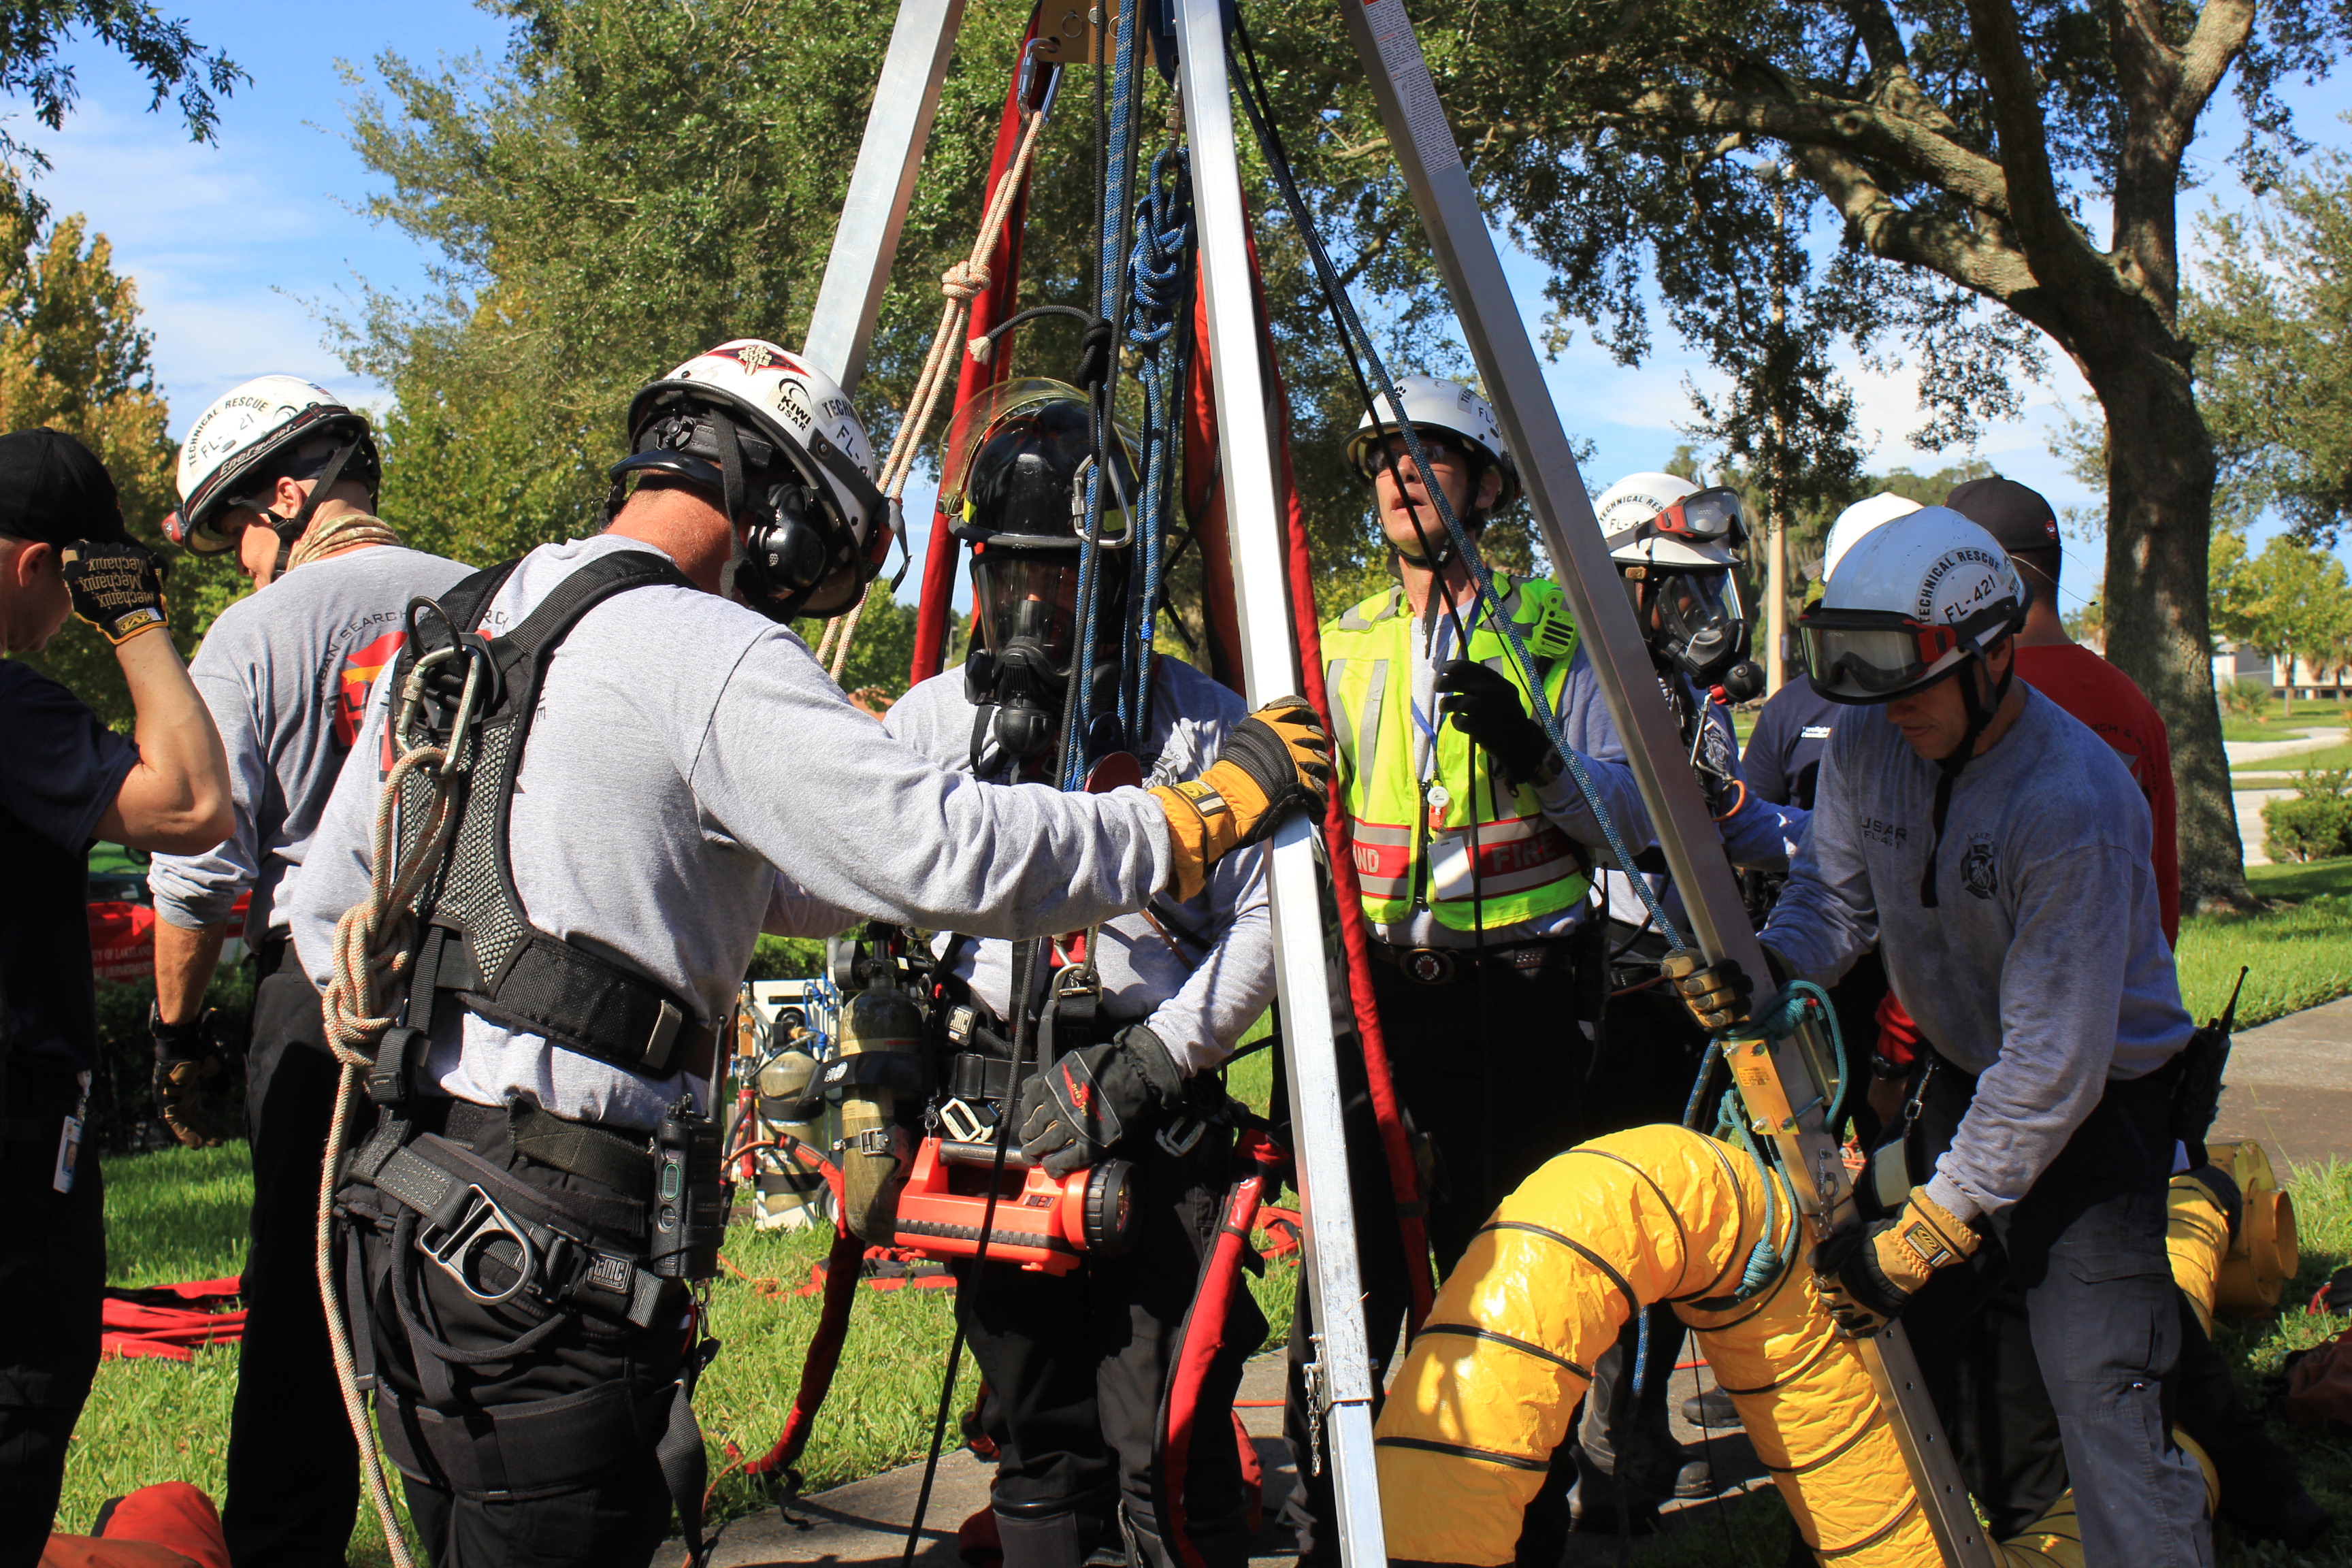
left=2178, top=860, right=2352, bottom=1028
left=2234, top=742, right=2352, bottom=774
left=2210, top=1158, right=2352, bottom=1567
left=2220, top=698, right=2352, bottom=740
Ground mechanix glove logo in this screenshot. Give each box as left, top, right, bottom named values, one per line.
left=1961, top=836, right=1999, bottom=900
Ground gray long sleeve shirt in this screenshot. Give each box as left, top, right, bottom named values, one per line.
left=884, top=659, right=1275, bottom=1074
left=289, top=534, right=1174, bottom=1130
left=1759, top=687, right=2193, bottom=1224
left=147, top=543, right=472, bottom=938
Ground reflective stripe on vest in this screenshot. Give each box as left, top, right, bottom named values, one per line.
left=1321, top=576, right=1590, bottom=932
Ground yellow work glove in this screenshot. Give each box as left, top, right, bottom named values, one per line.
left=1149, top=696, right=1330, bottom=902
left=61, top=540, right=169, bottom=645
left=1811, top=1188, right=1980, bottom=1338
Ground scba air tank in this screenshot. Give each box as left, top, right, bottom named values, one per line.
left=755, top=1048, right=830, bottom=1228
left=834, top=985, right=927, bottom=1244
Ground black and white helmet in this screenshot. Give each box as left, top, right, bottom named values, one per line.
left=615, top=340, right=890, bottom=621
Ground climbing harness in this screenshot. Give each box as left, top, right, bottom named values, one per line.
left=317, top=552, right=736, bottom=1568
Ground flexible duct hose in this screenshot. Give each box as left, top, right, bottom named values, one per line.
left=1377, top=1125, right=2224, bottom=1567
left=1377, top=1125, right=1936, bottom=1564
left=2167, top=1171, right=2232, bottom=1337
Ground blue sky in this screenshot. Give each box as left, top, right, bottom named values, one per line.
left=20, top=1, right=2352, bottom=613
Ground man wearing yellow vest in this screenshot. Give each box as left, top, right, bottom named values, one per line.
left=1283, top=378, right=1680, bottom=1565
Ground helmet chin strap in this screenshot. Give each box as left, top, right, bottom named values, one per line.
left=1918, top=651, right=2016, bottom=908
left=264, top=438, right=366, bottom=580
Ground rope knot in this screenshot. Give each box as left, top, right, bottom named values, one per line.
left=967, top=334, right=994, bottom=365
left=941, top=260, right=992, bottom=301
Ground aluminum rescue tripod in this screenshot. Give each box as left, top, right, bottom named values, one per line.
left=1335, top=3, right=1995, bottom=1562
left=800, top=1, right=1990, bottom=1563
left=800, top=5, right=1387, bottom=1561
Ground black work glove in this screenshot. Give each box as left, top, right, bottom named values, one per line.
left=1659, top=949, right=1754, bottom=1033
left=1810, top=1190, right=1980, bottom=1338
left=1015, top=1024, right=1188, bottom=1175
left=150, top=1002, right=233, bottom=1149
left=61, top=540, right=169, bottom=645
left=1434, top=659, right=1555, bottom=787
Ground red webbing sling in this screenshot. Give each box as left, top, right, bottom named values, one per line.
left=1153, top=1128, right=1286, bottom=1568
left=906, top=14, right=1041, bottom=686
left=1183, top=229, right=1436, bottom=1330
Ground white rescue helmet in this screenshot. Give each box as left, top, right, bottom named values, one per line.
left=1798, top=506, right=2029, bottom=704
left=616, top=339, right=890, bottom=621
left=1818, top=491, right=1921, bottom=584
left=1592, top=470, right=1747, bottom=570
left=1345, top=375, right=1522, bottom=508
left=165, top=375, right=380, bottom=555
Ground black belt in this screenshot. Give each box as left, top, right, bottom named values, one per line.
left=442, top=1099, right=656, bottom=1202
left=949, top=1051, right=1017, bottom=1105
left=1368, top=939, right=1579, bottom=987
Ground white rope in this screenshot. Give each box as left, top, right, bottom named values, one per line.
left=312, top=653, right=482, bottom=1568
left=817, top=103, right=1055, bottom=685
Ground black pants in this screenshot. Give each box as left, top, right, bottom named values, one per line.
left=1282, top=940, right=1649, bottom=1567
left=225, top=949, right=359, bottom=1568
left=0, top=1058, right=105, bottom=1568
left=1904, top=1055, right=2210, bottom=1561
left=346, top=1101, right=686, bottom=1568
left=957, top=1130, right=1266, bottom=1568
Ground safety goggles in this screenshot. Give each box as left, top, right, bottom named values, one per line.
left=1644, top=486, right=1746, bottom=551
left=1354, top=431, right=1469, bottom=484
left=1795, top=608, right=2010, bottom=703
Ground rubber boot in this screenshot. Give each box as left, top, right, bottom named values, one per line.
left=995, top=1510, right=1087, bottom=1568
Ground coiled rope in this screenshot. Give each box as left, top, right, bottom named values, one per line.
left=1117, top=140, right=1192, bottom=742
left=310, top=649, right=487, bottom=1568
left=812, top=96, right=1057, bottom=685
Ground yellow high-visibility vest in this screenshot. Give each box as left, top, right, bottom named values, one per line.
left=1322, top=575, right=1590, bottom=932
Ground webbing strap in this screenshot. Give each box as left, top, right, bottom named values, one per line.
left=393, top=550, right=712, bottom=1082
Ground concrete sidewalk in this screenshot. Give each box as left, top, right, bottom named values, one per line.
left=2210, top=993, right=2352, bottom=1172
left=684, top=1350, right=1775, bottom=1566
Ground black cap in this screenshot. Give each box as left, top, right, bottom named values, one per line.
left=1945, top=476, right=2059, bottom=557
left=0, top=429, right=133, bottom=547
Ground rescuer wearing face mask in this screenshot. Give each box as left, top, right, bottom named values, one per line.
left=286, top=341, right=1328, bottom=1568
left=144, top=377, right=472, bottom=1568
left=1567, top=471, right=1808, bottom=1530
left=1288, top=380, right=1707, bottom=1561
left=1666, top=508, right=2211, bottom=1561
left=880, top=380, right=1277, bottom=1568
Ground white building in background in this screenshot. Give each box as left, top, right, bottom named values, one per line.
left=2213, top=644, right=2352, bottom=700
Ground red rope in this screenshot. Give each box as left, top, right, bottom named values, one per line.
left=740, top=1224, right=869, bottom=1480
left=1158, top=1130, right=1284, bottom=1568
left=1186, top=229, right=1437, bottom=1330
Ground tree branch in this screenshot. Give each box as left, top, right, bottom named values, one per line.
left=1597, top=80, right=2010, bottom=215
left=1953, top=0, right=2112, bottom=293
left=2171, top=0, right=2257, bottom=149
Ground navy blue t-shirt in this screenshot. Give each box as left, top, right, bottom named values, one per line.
left=1, top=660, right=138, bottom=1073
left=1742, top=680, right=1843, bottom=811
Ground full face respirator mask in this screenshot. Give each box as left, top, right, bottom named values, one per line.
left=1643, top=568, right=1754, bottom=689
left=964, top=549, right=1090, bottom=760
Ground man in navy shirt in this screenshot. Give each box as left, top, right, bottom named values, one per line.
left=0, top=429, right=231, bottom=1564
